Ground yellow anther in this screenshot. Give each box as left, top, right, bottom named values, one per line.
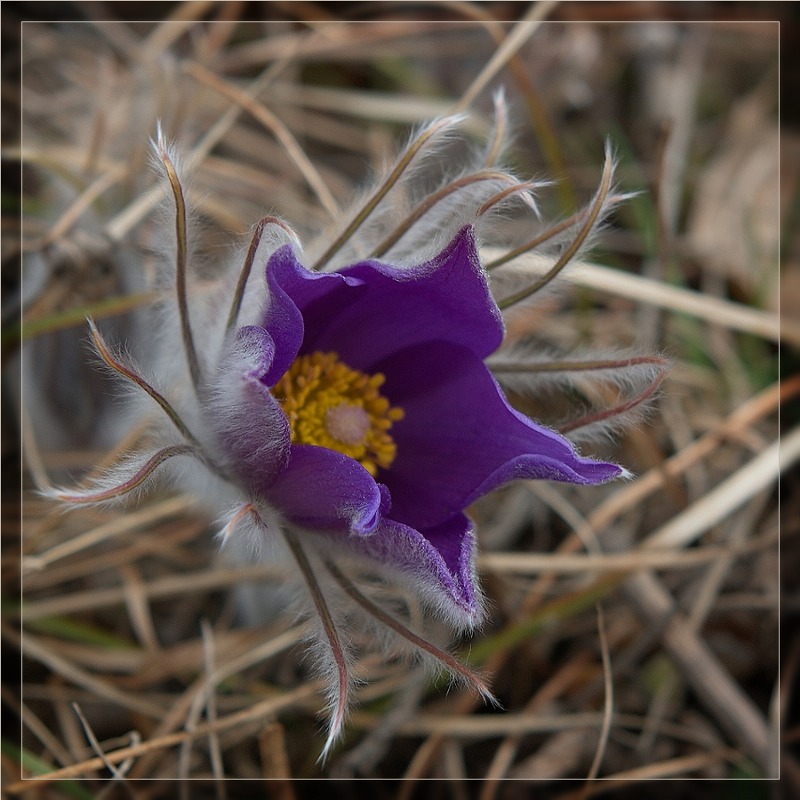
left=273, top=351, right=405, bottom=476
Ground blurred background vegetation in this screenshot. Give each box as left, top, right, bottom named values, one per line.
left=1, top=2, right=794, bottom=797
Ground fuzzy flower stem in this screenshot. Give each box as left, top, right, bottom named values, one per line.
left=312, top=116, right=461, bottom=270
left=52, top=444, right=196, bottom=504
left=485, top=199, right=621, bottom=272
left=324, top=560, right=495, bottom=704
left=497, top=148, right=614, bottom=309
left=282, top=530, right=349, bottom=759
left=489, top=355, right=671, bottom=374
left=87, top=319, right=199, bottom=446
left=476, top=180, right=539, bottom=217
left=558, top=361, right=669, bottom=435
left=156, top=132, right=203, bottom=391
left=370, top=170, right=517, bottom=259
left=226, top=216, right=298, bottom=333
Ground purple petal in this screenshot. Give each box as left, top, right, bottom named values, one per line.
left=379, top=342, right=623, bottom=531
left=265, top=226, right=502, bottom=373
left=267, top=445, right=386, bottom=535
left=346, top=513, right=481, bottom=627
left=262, top=247, right=364, bottom=386
left=208, top=326, right=291, bottom=492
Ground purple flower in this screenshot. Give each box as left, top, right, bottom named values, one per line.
left=50, top=115, right=654, bottom=757
left=210, top=225, right=622, bottom=628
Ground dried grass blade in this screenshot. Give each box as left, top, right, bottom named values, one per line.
left=584, top=605, right=613, bottom=783
left=4, top=683, right=321, bottom=794
left=453, top=2, right=558, bottom=112
left=184, top=61, right=339, bottom=220
left=643, top=429, right=795, bottom=550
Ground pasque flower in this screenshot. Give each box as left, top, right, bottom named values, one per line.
left=212, top=226, right=622, bottom=625
left=50, top=105, right=661, bottom=757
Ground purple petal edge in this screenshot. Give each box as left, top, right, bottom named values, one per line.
left=346, top=513, right=482, bottom=627
left=268, top=445, right=385, bottom=535
left=209, top=325, right=291, bottom=493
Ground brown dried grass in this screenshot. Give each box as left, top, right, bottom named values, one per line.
left=2, top=3, right=790, bottom=797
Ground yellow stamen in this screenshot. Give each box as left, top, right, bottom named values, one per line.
left=273, top=351, right=404, bottom=476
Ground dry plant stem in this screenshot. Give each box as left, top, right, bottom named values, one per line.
left=20, top=563, right=285, bottom=621
left=120, top=563, right=160, bottom=654
left=623, top=571, right=771, bottom=769
left=479, top=528, right=778, bottom=575
left=259, top=724, right=295, bottom=791
left=643, top=429, right=795, bottom=550
left=20, top=400, right=51, bottom=492
left=451, top=1, right=558, bottom=113
left=23, top=494, right=195, bottom=575
left=71, top=702, right=133, bottom=785
left=444, top=0, right=575, bottom=207
left=482, top=90, right=508, bottom=167
left=4, top=683, right=322, bottom=793
left=404, top=379, right=790, bottom=789
left=3, top=685, right=74, bottom=768
left=555, top=748, right=741, bottom=797
left=577, top=376, right=796, bottom=548
left=87, top=320, right=199, bottom=446
left=498, top=147, right=613, bottom=310
left=336, top=669, right=428, bottom=777
left=183, top=60, right=339, bottom=220
left=637, top=491, right=772, bottom=759
left=9, top=625, right=164, bottom=719
left=488, top=249, right=791, bottom=344
left=311, top=116, right=459, bottom=270
left=324, top=560, right=493, bottom=701
left=102, top=38, right=302, bottom=245
left=128, top=625, right=308, bottom=780
left=142, top=0, right=219, bottom=55
left=157, top=136, right=203, bottom=391
left=38, top=169, right=121, bottom=250
left=15, top=291, right=159, bottom=344
left=178, top=621, right=225, bottom=789
left=480, top=654, right=593, bottom=799
left=584, top=605, right=613, bottom=784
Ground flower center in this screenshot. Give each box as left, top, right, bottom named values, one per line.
left=273, top=351, right=404, bottom=477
